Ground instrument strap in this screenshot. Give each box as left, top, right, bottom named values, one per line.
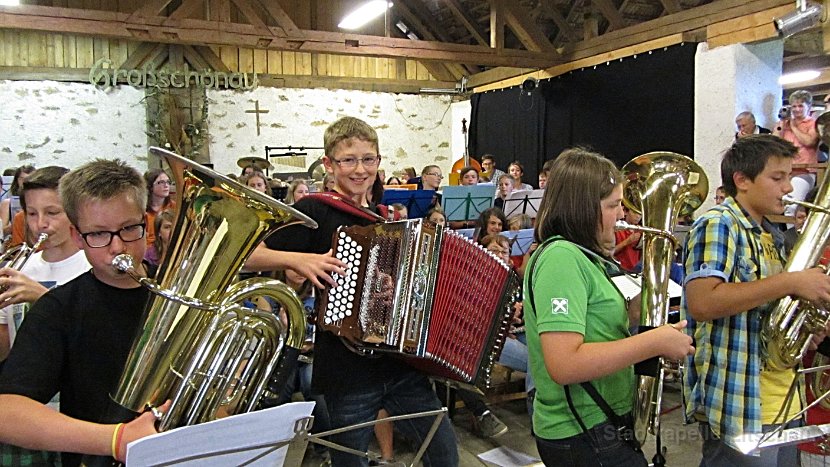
left=526, top=238, right=631, bottom=438
left=305, top=192, right=387, bottom=223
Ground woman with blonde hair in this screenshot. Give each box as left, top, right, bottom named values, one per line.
left=285, top=179, right=310, bottom=204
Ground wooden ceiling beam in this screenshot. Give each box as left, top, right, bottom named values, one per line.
left=591, top=0, right=626, bottom=31
left=490, top=0, right=504, bottom=50
left=0, top=4, right=559, bottom=68
left=393, top=1, right=467, bottom=79
left=501, top=1, right=557, bottom=53
left=128, top=0, right=176, bottom=20
left=228, top=0, right=271, bottom=35
left=553, top=0, right=586, bottom=47
left=658, top=0, right=682, bottom=15
left=253, top=0, right=301, bottom=37
left=538, top=0, right=578, bottom=43
left=194, top=45, right=230, bottom=71
left=559, top=0, right=791, bottom=61
left=445, top=0, right=488, bottom=46
left=167, top=0, right=206, bottom=22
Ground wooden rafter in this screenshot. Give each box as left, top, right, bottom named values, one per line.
left=0, top=4, right=558, bottom=68
left=228, top=0, right=272, bottom=35
left=129, top=0, right=176, bottom=19
left=538, top=0, right=578, bottom=43
left=553, top=0, right=586, bottom=47
left=658, top=0, right=682, bottom=15
left=501, top=1, right=557, bottom=53
left=490, top=0, right=504, bottom=49
left=167, top=0, right=205, bottom=22
left=445, top=0, right=488, bottom=46
left=253, top=0, right=301, bottom=37
left=592, top=0, right=626, bottom=31
left=394, top=1, right=466, bottom=79
left=396, top=0, right=479, bottom=75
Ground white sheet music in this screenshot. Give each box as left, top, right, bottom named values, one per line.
left=126, top=401, right=315, bottom=466
left=610, top=274, right=682, bottom=301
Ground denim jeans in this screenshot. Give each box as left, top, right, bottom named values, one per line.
left=535, top=418, right=647, bottom=467
left=699, top=421, right=800, bottom=467
left=498, top=334, right=535, bottom=393
left=325, top=371, right=458, bottom=467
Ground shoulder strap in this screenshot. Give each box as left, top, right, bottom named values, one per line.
left=304, top=192, right=386, bottom=223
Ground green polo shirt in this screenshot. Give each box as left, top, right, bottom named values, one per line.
left=525, top=238, right=634, bottom=439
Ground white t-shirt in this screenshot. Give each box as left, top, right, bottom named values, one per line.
left=0, top=250, right=91, bottom=348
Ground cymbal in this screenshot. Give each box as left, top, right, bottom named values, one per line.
left=237, top=156, right=273, bottom=170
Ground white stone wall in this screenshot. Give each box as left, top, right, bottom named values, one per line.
left=693, top=40, right=783, bottom=212
left=207, top=87, right=455, bottom=181
left=0, top=80, right=148, bottom=172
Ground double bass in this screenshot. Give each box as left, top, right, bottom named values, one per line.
left=449, top=118, right=482, bottom=185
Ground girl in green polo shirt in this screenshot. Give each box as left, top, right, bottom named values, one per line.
left=525, top=148, right=694, bottom=466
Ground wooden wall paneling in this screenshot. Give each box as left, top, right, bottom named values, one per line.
left=52, top=34, right=65, bottom=67
left=283, top=50, right=296, bottom=74
left=92, top=37, right=107, bottom=64
left=182, top=45, right=210, bottom=70
left=405, top=59, right=416, bottom=80
left=169, top=44, right=185, bottom=69
left=253, top=47, right=266, bottom=73
left=395, top=58, right=406, bottom=80
left=46, top=33, right=56, bottom=67
left=75, top=36, right=94, bottom=68
left=29, top=31, right=48, bottom=67
left=110, top=38, right=129, bottom=66
left=267, top=49, right=282, bottom=74
left=4, top=30, right=16, bottom=67
left=63, top=35, right=77, bottom=68
left=378, top=56, right=388, bottom=79
left=416, top=62, right=430, bottom=81
left=298, top=52, right=311, bottom=75
left=0, top=31, right=5, bottom=66
left=339, top=54, right=350, bottom=77
left=196, top=45, right=229, bottom=71
left=126, top=39, right=140, bottom=56
left=238, top=46, right=254, bottom=72
left=312, top=53, right=324, bottom=76
left=16, top=31, right=29, bottom=67
left=352, top=55, right=361, bottom=78
left=220, top=46, right=238, bottom=71
left=327, top=53, right=339, bottom=76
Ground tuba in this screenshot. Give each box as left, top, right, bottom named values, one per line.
left=105, top=147, right=317, bottom=432
left=621, top=152, right=708, bottom=454
left=762, top=124, right=830, bottom=371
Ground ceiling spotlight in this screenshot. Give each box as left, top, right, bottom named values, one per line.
left=521, top=77, right=539, bottom=94
left=339, top=1, right=393, bottom=30
left=774, top=0, right=823, bottom=38
left=779, top=70, right=821, bottom=85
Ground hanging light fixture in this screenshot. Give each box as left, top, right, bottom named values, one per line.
left=778, top=70, right=821, bottom=85
left=774, top=0, right=823, bottom=37
left=339, top=1, right=393, bottom=30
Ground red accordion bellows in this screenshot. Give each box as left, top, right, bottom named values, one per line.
left=317, top=219, right=518, bottom=387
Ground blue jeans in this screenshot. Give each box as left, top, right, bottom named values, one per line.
left=699, top=421, right=800, bottom=467
left=325, top=371, right=458, bottom=467
left=535, top=419, right=647, bottom=467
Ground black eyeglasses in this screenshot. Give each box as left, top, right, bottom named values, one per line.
left=332, top=156, right=380, bottom=169
left=154, top=180, right=171, bottom=186
left=79, top=223, right=146, bottom=248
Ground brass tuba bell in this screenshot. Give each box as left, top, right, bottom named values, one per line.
left=109, top=147, right=317, bottom=431
left=621, top=152, right=708, bottom=448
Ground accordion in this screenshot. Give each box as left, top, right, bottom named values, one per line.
left=317, top=219, right=519, bottom=387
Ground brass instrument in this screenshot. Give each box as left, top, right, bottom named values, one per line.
left=621, top=152, right=708, bottom=456
left=109, top=147, right=317, bottom=431
left=0, top=233, right=48, bottom=275
left=762, top=190, right=830, bottom=371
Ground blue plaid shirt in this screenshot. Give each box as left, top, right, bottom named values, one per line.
left=681, top=196, right=786, bottom=446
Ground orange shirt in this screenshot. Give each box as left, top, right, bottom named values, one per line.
left=145, top=200, right=176, bottom=245
left=8, top=210, right=26, bottom=248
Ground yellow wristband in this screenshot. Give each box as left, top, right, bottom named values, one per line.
left=111, top=423, right=124, bottom=459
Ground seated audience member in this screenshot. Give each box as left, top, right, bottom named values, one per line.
left=480, top=234, right=534, bottom=415
left=783, top=204, right=808, bottom=255
left=459, top=166, right=480, bottom=186
left=143, top=209, right=175, bottom=267
left=426, top=208, right=447, bottom=227
left=0, top=166, right=92, bottom=465
left=714, top=186, right=727, bottom=205
left=494, top=174, right=514, bottom=211
left=0, top=159, right=166, bottom=466
left=401, top=167, right=417, bottom=184
left=735, top=111, right=771, bottom=139
left=240, top=164, right=256, bottom=177
left=508, top=213, right=533, bottom=231
left=385, top=176, right=402, bottom=186
left=480, top=154, right=505, bottom=183
left=475, top=207, right=508, bottom=245
left=774, top=90, right=820, bottom=216
left=538, top=167, right=549, bottom=190
left=246, top=171, right=270, bottom=195
left=389, top=203, right=408, bottom=220
left=613, top=206, right=643, bottom=271
left=508, top=161, right=533, bottom=191
left=323, top=173, right=336, bottom=192
left=285, top=179, right=310, bottom=205
left=1, top=165, right=35, bottom=240
left=144, top=168, right=175, bottom=246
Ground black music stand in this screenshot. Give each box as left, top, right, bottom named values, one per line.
left=502, top=189, right=544, bottom=219
left=500, top=229, right=534, bottom=256
left=441, top=185, right=496, bottom=221
left=381, top=190, right=436, bottom=219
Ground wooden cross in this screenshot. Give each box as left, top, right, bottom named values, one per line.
left=245, top=100, right=270, bottom=136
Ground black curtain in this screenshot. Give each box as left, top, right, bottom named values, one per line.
left=470, top=43, right=696, bottom=180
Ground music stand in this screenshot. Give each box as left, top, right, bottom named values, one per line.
left=452, top=228, right=476, bottom=241
left=380, top=190, right=436, bottom=218
left=499, top=229, right=534, bottom=256
left=502, top=189, right=544, bottom=219
left=441, top=185, right=496, bottom=221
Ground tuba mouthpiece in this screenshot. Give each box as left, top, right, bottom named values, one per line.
left=111, top=254, right=135, bottom=273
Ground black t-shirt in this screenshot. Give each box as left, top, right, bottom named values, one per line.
left=265, top=196, right=411, bottom=395
left=0, top=271, right=148, bottom=467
